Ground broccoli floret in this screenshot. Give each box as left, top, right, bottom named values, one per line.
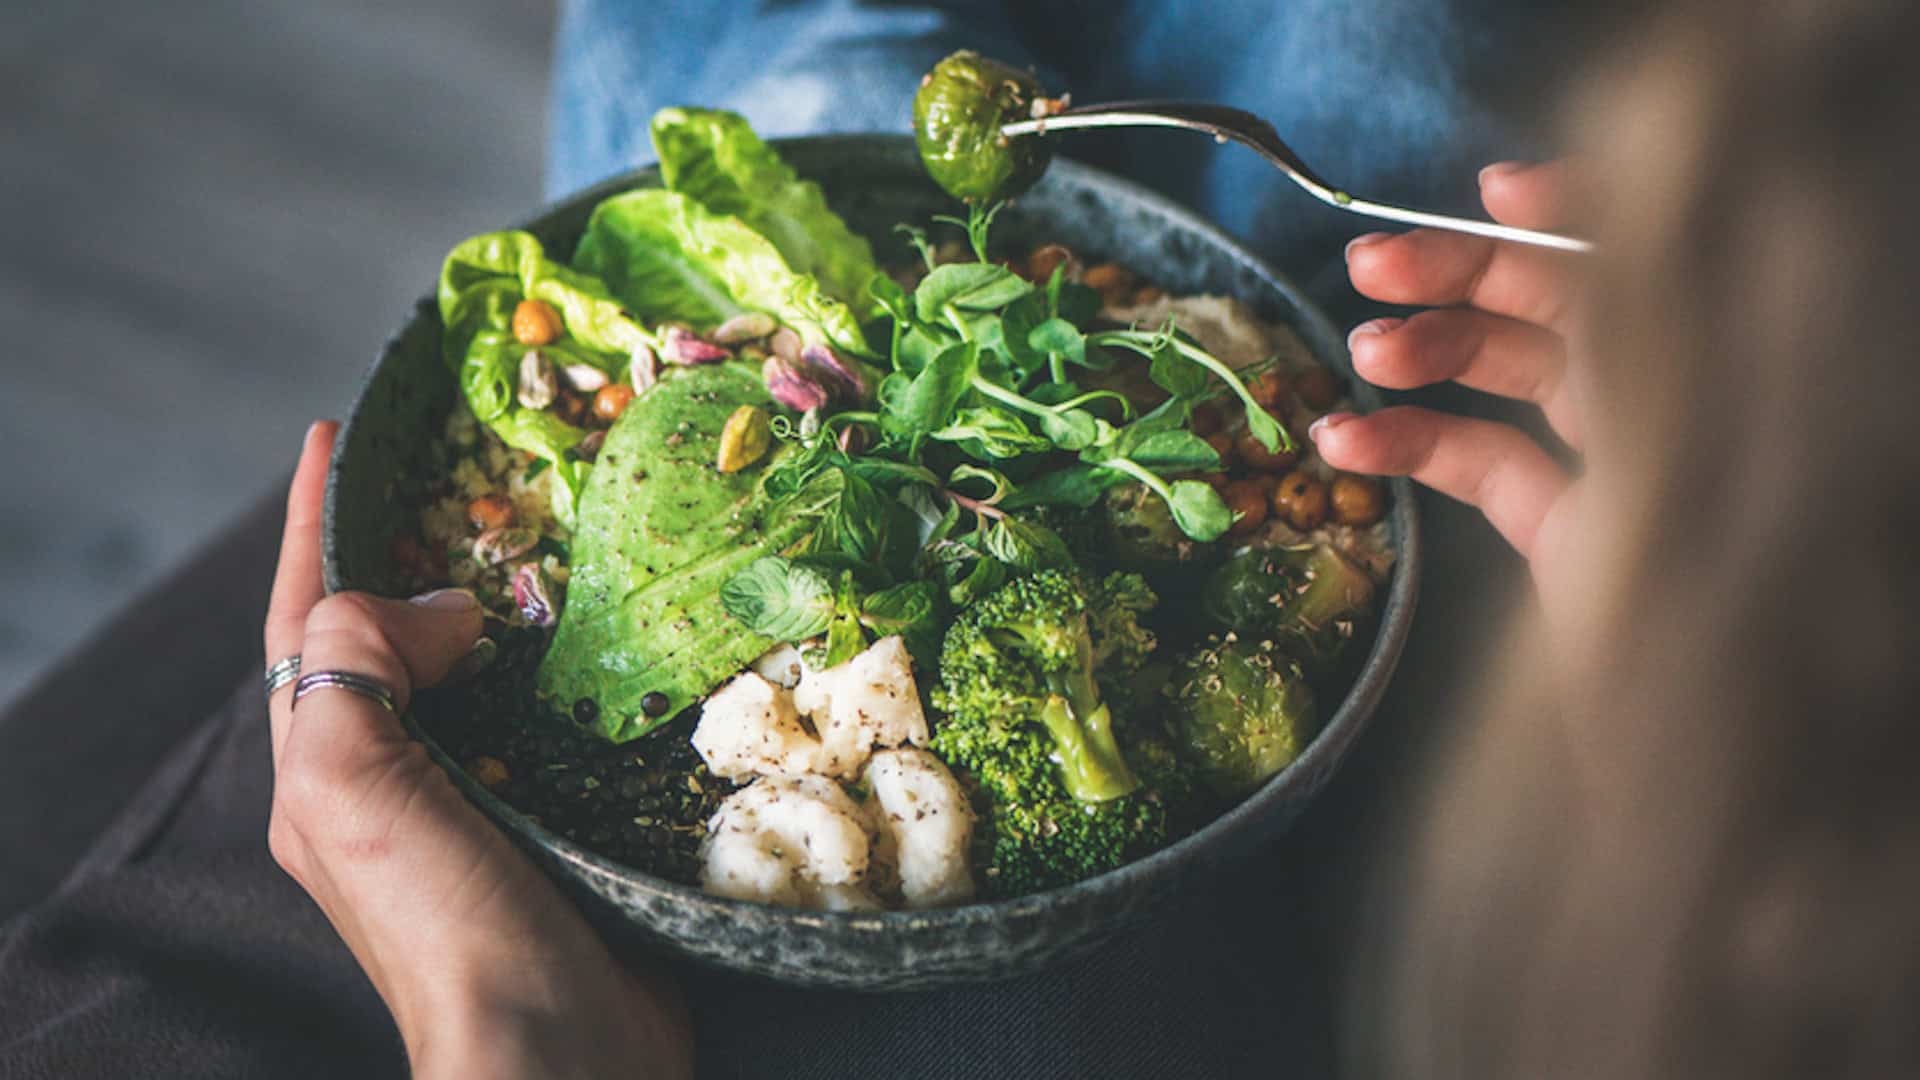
left=939, top=713, right=1172, bottom=899
left=933, top=569, right=1187, bottom=896
left=934, top=570, right=1148, bottom=802
left=1086, top=571, right=1158, bottom=674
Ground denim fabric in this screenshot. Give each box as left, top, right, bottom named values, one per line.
left=549, top=0, right=1566, bottom=299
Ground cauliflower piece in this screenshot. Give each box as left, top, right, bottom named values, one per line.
left=793, top=636, right=929, bottom=778
left=863, top=748, right=975, bottom=908
left=691, top=672, right=820, bottom=780
left=750, top=642, right=808, bottom=689
left=701, top=775, right=873, bottom=909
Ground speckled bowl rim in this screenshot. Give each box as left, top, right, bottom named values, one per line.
left=324, top=134, right=1420, bottom=941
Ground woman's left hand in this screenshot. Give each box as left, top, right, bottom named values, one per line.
left=263, top=420, right=692, bottom=1079
left=1312, top=160, right=1586, bottom=588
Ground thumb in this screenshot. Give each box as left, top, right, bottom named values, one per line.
left=299, top=589, right=485, bottom=716
left=387, top=588, right=489, bottom=690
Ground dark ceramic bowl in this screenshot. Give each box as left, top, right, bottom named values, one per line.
left=322, top=135, right=1420, bottom=991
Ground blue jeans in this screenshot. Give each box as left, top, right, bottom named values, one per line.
left=548, top=0, right=1568, bottom=300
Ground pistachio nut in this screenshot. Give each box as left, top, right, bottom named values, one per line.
left=513, top=562, right=560, bottom=627
left=664, top=325, right=730, bottom=365
left=473, top=525, right=539, bottom=566
left=516, top=350, right=557, bottom=410
left=562, top=363, right=610, bottom=392
left=769, top=327, right=803, bottom=364
left=762, top=354, right=830, bottom=413
left=629, top=343, right=659, bottom=391
left=799, top=343, right=868, bottom=400
left=712, top=311, right=777, bottom=345
left=716, top=405, right=772, bottom=474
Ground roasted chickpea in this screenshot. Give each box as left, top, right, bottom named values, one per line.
left=465, top=755, right=511, bottom=791
left=1082, top=262, right=1137, bottom=308
left=1203, top=432, right=1236, bottom=469
left=1294, top=365, right=1339, bottom=410
left=512, top=299, right=564, bottom=346
left=1235, top=414, right=1301, bottom=472
left=1024, top=243, right=1076, bottom=284
left=466, top=493, right=515, bottom=531
left=1201, top=471, right=1232, bottom=491
left=594, top=383, right=636, bottom=423
left=1330, top=473, right=1386, bottom=526
left=1245, top=369, right=1289, bottom=409
left=1221, top=478, right=1270, bottom=536
left=1272, top=469, right=1330, bottom=530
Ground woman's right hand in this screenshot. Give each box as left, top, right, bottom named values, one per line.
left=1311, top=160, right=1587, bottom=593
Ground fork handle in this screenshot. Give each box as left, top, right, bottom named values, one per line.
left=1328, top=195, right=1592, bottom=253
left=1002, top=106, right=1593, bottom=254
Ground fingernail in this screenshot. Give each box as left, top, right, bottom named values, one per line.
left=1345, top=232, right=1390, bottom=260
left=410, top=588, right=479, bottom=612
left=1347, top=317, right=1402, bottom=350
left=1309, top=412, right=1355, bottom=442
left=1479, top=161, right=1525, bottom=185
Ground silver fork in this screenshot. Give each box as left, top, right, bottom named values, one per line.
left=1001, top=101, right=1592, bottom=254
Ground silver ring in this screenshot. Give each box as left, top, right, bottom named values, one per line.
left=292, top=670, right=398, bottom=714
left=265, top=655, right=302, bottom=696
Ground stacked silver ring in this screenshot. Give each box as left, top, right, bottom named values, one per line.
left=291, top=670, right=398, bottom=714
left=265, top=655, right=302, bottom=696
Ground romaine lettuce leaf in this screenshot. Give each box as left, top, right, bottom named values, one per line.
left=574, top=189, right=871, bottom=359
left=650, top=106, right=880, bottom=318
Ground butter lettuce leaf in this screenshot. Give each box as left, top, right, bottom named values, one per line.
left=575, top=189, right=871, bottom=358
left=651, top=106, right=880, bottom=318
left=535, top=362, right=830, bottom=741
left=437, top=230, right=653, bottom=526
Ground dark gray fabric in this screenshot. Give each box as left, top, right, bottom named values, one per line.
left=0, top=478, right=1522, bottom=1077
left=0, top=489, right=284, bottom=920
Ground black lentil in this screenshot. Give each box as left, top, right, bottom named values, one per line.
left=414, top=625, right=729, bottom=885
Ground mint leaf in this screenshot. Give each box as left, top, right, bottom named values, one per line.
left=720, top=557, right=835, bottom=640
left=860, top=580, right=939, bottom=636
left=983, top=516, right=1075, bottom=572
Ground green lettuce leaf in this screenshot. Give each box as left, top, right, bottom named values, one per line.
left=574, top=189, right=871, bottom=358
left=650, top=106, right=880, bottom=318
left=436, top=231, right=653, bottom=526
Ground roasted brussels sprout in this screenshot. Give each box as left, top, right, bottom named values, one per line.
left=1164, top=636, right=1316, bottom=797
left=914, top=50, right=1057, bottom=204
left=1200, top=543, right=1377, bottom=675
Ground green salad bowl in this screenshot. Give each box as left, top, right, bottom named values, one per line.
left=322, top=134, right=1420, bottom=991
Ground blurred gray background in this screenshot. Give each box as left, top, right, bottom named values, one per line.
left=0, top=0, right=557, bottom=703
